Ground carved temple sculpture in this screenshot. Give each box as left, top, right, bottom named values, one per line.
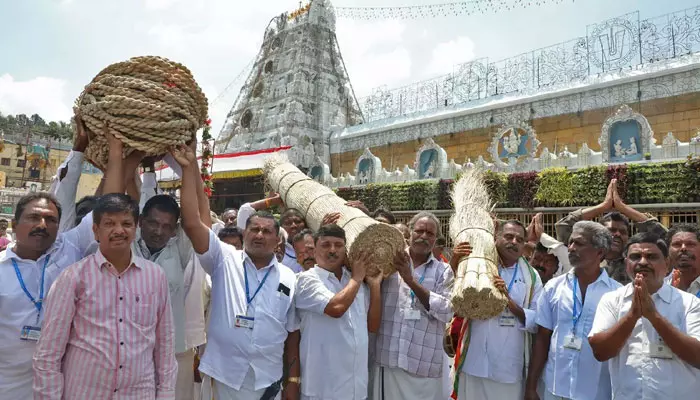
left=599, top=104, right=655, bottom=163
left=488, top=122, right=540, bottom=172
left=318, top=110, right=699, bottom=188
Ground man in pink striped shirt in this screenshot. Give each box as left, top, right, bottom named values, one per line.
left=33, top=193, right=177, bottom=399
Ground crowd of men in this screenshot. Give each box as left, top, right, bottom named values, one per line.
left=0, top=121, right=699, bottom=400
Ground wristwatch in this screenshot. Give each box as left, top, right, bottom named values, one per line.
left=143, top=165, right=155, bottom=173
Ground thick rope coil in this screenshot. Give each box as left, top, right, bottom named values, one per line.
left=75, top=56, right=208, bottom=169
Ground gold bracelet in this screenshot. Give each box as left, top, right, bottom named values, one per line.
left=287, top=377, right=301, bottom=384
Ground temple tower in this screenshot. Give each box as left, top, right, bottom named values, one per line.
left=216, top=0, right=363, bottom=169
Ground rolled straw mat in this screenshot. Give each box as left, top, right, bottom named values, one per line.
left=264, top=154, right=405, bottom=277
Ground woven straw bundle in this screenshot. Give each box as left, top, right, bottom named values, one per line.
left=75, top=56, right=208, bottom=169
left=264, top=154, right=405, bottom=277
left=449, top=169, right=508, bottom=320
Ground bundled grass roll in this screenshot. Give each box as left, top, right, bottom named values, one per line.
left=449, top=169, right=508, bottom=320
left=264, top=154, right=405, bottom=277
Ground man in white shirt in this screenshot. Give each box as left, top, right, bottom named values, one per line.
left=372, top=211, right=454, bottom=400
left=172, top=145, right=300, bottom=400
left=0, top=118, right=100, bottom=399
left=295, top=224, right=382, bottom=399
left=525, top=221, right=621, bottom=400
left=237, top=194, right=307, bottom=273
left=0, top=192, right=94, bottom=399
left=454, top=220, right=543, bottom=400
left=588, top=232, right=700, bottom=399
left=666, top=224, right=700, bottom=295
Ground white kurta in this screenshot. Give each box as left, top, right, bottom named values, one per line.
left=589, top=283, right=700, bottom=399
left=296, top=266, right=369, bottom=400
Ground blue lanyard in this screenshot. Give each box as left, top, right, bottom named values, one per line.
left=409, top=260, right=429, bottom=304
left=500, top=263, right=519, bottom=293
left=12, top=255, right=51, bottom=318
left=244, top=262, right=273, bottom=307
left=572, top=276, right=583, bottom=333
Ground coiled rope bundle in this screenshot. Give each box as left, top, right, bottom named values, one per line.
left=75, top=56, right=208, bottom=169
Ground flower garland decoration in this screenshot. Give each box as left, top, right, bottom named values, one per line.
left=200, top=118, right=214, bottom=197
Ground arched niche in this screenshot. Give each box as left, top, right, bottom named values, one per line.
left=599, top=105, right=654, bottom=163
left=240, top=109, right=253, bottom=129
left=414, top=137, right=448, bottom=179
left=354, top=148, right=382, bottom=185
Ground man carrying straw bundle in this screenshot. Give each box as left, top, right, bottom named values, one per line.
left=452, top=220, right=543, bottom=400
left=372, top=211, right=454, bottom=400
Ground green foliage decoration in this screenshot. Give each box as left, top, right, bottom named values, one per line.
left=535, top=167, right=574, bottom=207
left=572, top=165, right=608, bottom=205
left=482, top=170, right=508, bottom=206
left=507, top=172, right=539, bottom=208
left=333, top=160, right=699, bottom=211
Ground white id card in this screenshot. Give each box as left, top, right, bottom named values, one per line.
left=235, top=315, right=255, bottom=329
left=649, top=340, right=673, bottom=359
left=498, top=310, right=516, bottom=327
left=563, top=333, right=582, bottom=351
left=20, top=326, right=41, bottom=341
left=405, top=309, right=421, bottom=320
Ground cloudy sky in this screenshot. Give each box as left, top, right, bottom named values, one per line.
left=0, top=0, right=695, bottom=135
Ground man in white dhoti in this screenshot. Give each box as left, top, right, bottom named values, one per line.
left=172, top=146, right=300, bottom=400
left=588, top=232, right=700, bottom=399
left=524, top=221, right=621, bottom=400
left=295, top=224, right=382, bottom=399
left=372, top=211, right=454, bottom=400
left=452, top=220, right=543, bottom=400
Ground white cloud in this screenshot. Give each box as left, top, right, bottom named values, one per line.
left=0, top=74, right=72, bottom=121
left=143, top=0, right=181, bottom=10
left=425, top=36, right=476, bottom=76
left=335, top=20, right=412, bottom=97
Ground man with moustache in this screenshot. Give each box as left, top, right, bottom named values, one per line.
left=221, top=209, right=239, bottom=228
left=525, top=221, right=620, bottom=400
left=453, top=220, right=543, bottom=400
left=294, top=224, right=382, bottom=399
left=555, top=179, right=666, bottom=284
left=373, top=211, right=454, bottom=400
left=666, top=224, right=700, bottom=295
left=0, top=119, right=105, bottom=399
left=33, top=194, right=176, bottom=399
left=237, top=194, right=307, bottom=273
left=292, top=229, right=315, bottom=271
left=589, top=232, right=700, bottom=399
left=172, top=146, right=300, bottom=400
